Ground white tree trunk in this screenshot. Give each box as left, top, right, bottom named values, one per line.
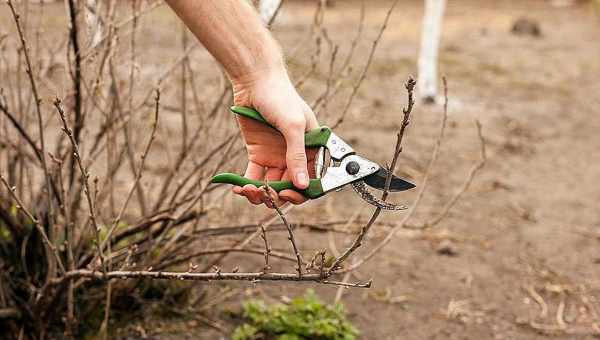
left=84, top=0, right=104, bottom=49
left=259, top=0, right=282, bottom=24
left=418, top=0, right=446, bottom=103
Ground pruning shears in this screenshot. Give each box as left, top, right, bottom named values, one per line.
left=211, top=106, right=415, bottom=209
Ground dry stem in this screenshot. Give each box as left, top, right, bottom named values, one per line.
left=263, top=182, right=304, bottom=277
left=332, top=0, right=399, bottom=128
left=54, top=98, right=106, bottom=272
left=51, top=270, right=371, bottom=288
left=327, top=76, right=416, bottom=276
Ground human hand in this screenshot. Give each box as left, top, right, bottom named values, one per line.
left=230, top=67, right=319, bottom=207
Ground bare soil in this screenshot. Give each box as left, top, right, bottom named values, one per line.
left=213, top=1, right=600, bottom=339
left=3, top=0, right=600, bottom=339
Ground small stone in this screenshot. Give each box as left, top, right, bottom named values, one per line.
left=436, top=240, right=459, bottom=257
left=511, top=17, right=542, bottom=37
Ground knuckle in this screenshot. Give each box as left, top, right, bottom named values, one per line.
left=286, top=117, right=306, bottom=131
left=288, top=150, right=306, bottom=162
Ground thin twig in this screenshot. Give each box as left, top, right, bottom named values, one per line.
left=327, top=76, right=415, bottom=276
left=54, top=97, right=106, bottom=272
left=66, top=0, right=84, bottom=187
left=526, top=285, right=549, bottom=318
left=260, top=224, right=271, bottom=272
left=340, top=77, right=449, bottom=272
left=417, top=119, right=486, bottom=229
left=7, top=0, right=57, bottom=275
left=50, top=270, right=372, bottom=288
left=156, top=247, right=296, bottom=271
left=332, top=0, right=399, bottom=128
left=199, top=205, right=293, bottom=273
left=266, top=0, right=285, bottom=28
left=81, top=0, right=163, bottom=60
left=100, top=89, right=160, bottom=252
left=343, top=78, right=486, bottom=271
left=263, top=182, right=303, bottom=277
left=0, top=98, right=42, bottom=162
left=334, top=271, right=352, bottom=303
left=0, top=173, right=65, bottom=273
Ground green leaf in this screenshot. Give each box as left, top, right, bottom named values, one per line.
left=232, top=290, right=359, bottom=340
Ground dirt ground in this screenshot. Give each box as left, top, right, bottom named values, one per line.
left=3, top=0, right=600, bottom=339
left=208, top=1, right=600, bottom=339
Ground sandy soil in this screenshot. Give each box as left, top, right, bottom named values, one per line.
left=2, top=0, right=600, bottom=339
left=213, top=1, right=600, bottom=339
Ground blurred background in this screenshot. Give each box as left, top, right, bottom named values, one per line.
left=1, top=0, right=599, bottom=339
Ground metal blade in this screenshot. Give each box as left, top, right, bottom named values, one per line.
left=363, top=168, right=416, bottom=192
left=351, top=181, right=408, bottom=210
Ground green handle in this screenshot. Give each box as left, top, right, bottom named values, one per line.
left=214, top=106, right=331, bottom=199
left=231, top=106, right=331, bottom=148
left=211, top=173, right=325, bottom=199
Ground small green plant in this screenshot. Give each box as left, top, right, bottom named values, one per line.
left=232, top=290, right=359, bottom=340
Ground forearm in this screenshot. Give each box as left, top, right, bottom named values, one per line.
left=165, top=0, right=285, bottom=83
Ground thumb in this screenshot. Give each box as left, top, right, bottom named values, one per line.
left=281, top=121, right=310, bottom=189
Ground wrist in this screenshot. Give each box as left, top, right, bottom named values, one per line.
left=231, top=62, right=294, bottom=108
left=230, top=59, right=288, bottom=91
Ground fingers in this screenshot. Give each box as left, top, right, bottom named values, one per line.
left=264, top=168, right=285, bottom=207
left=280, top=118, right=310, bottom=190
left=277, top=169, right=307, bottom=205
left=233, top=162, right=264, bottom=205
left=234, top=163, right=290, bottom=207
left=241, top=184, right=264, bottom=205
left=264, top=167, right=284, bottom=181
left=279, top=189, right=307, bottom=205
left=244, top=162, right=264, bottom=180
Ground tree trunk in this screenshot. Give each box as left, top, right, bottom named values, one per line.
left=418, top=0, right=446, bottom=104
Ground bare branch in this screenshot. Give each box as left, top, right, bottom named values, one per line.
left=0, top=97, right=42, bottom=162
left=51, top=269, right=372, bottom=288
left=54, top=97, right=106, bottom=272
left=7, top=0, right=56, bottom=266
left=265, top=0, right=285, bottom=28
left=331, top=0, right=399, bottom=128
left=0, top=173, right=65, bottom=273
left=342, top=77, right=486, bottom=271
left=263, top=183, right=303, bottom=277
left=100, top=89, right=160, bottom=252
left=416, top=119, right=486, bottom=229
left=327, top=76, right=416, bottom=276
left=260, top=224, right=272, bottom=272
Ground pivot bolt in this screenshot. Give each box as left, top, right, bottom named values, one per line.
left=346, top=161, right=360, bottom=175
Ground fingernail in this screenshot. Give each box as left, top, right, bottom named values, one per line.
left=296, top=172, right=309, bottom=187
